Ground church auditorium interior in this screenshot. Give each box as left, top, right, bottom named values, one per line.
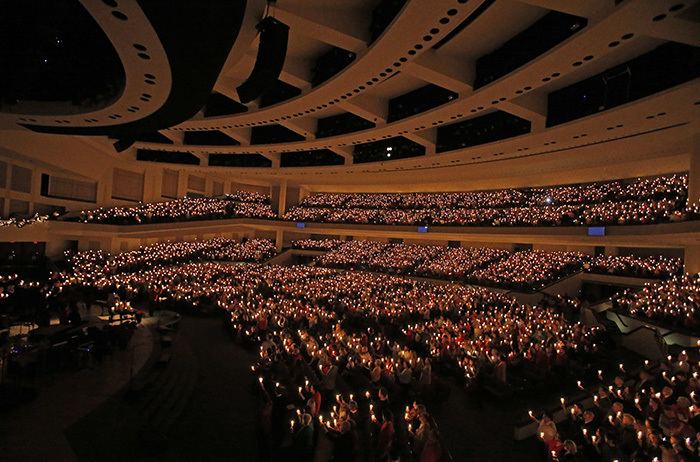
left=2, top=1, right=700, bottom=461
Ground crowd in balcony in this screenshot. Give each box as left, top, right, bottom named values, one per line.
left=415, top=246, right=511, bottom=279
left=470, top=250, right=587, bottom=291
left=66, top=238, right=275, bottom=283
left=291, top=239, right=346, bottom=251
left=61, top=194, right=275, bottom=225
left=310, top=240, right=689, bottom=293
left=313, top=241, right=586, bottom=290
left=611, top=274, right=700, bottom=330
left=585, top=254, right=683, bottom=280
left=284, top=174, right=693, bottom=227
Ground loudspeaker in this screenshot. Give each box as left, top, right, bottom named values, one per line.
left=236, top=17, right=289, bottom=104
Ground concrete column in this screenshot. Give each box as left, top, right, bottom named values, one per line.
left=142, top=167, right=163, bottom=202
left=97, top=168, right=113, bottom=206
left=275, top=229, right=284, bottom=253
left=271, top=181, right=288, bottom=215
left=176, top=169, right=188, bottom=198
left=685, top=246, right=700, bottom=274
left=604, top=246, right=620, bottom=256
left=285, top=185, right=300, bottom=214
left=689, top=134, right=700, bottom=205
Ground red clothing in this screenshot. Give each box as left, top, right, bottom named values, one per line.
left=377, top=420, right=395, bottom=456
left=311, top=391, right=321, bottom=416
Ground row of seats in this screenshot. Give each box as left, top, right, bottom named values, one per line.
left=311, top=240, right=682, bottom=291
left=58, top=194, right=275, bottom=225
left=285, top=174, right=692, bottom=227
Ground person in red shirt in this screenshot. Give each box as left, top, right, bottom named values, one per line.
left=377, top=409, right=395, bottom=461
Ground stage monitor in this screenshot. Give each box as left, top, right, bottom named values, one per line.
left=587, top=226, right=606, bottom=236
left=417, top=226, right=429, bottom=233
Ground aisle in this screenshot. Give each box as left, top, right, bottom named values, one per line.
left=0, top=324, right=153, bottom=462
left=164, top=315, right=260, bottom=461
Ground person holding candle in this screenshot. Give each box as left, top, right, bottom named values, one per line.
left=377, top=409, right=395, bottom=462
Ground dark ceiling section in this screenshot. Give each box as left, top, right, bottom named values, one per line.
left=259, top=80, right=302, bottom=109
left=136, top=149, right=200, bottom=165
left=0, top=0, right=124, bottom=111
left=251, top=124, right=305, bottom=144
left=134, top=131, right=173, bottom=144
left=202, top=92, right=248, bottom=117
left=183, top=130, right=240, bottom=146
left=21, top=0, right=248, bottom=138
left=436, top=111, right=531, bottom=153
left=209, top=154, right=272, bottom=168
left=474, top=11, right=587, bottom=89
left=353, top=136, right=425, bottom=164
left=387, top=84, right=458, bottom=122
left=281, top=149, right=344, bottom=167
left=317, top=112, right=375, bottom=138
left=311, top=47, right=356, bottom=87
left=370, top=0, right=407, bottom=43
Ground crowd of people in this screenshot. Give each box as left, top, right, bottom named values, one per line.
left=284, top=174, right=694, bottom=227
left=612, top=274, right=700, bottom=330
left=470, top=250, right=588, bottom=291
left=309, top=240, right=687, bottom=292
left=313, top=241, right=588, bottom=290
left=61, top=195, right=275, bottom=225
left=530, top=351, right=700, bottom=461
left=65, top=238, right=276, bottom=283
left=414, top=246, right=512, bottom=279
left=41, top=228, right=700, bottom=461
left=56, top=259, right=602, bottom=460
left=292, top=239, right=346, bottom=251
left=585, top=255, right=683, bottom=280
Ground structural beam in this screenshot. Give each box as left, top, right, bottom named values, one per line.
left=329, top=146, right=354, bottom=165
left=159, top=130, right=184, bottom=144
left=644, top=18, right=700, bottom=47
left=403, top=51, right=474, bottom=96
left=338, top=94, right=388, bottom=125
left=403, top=128, right=437, bottom=156
left=272, top=4, right=368, bottom=53
left=221, top=128, right=252, bottom=146
left=213, top=79, right=259, bottom=111
left=261, top=152, right=281, bottom=168
left=501, top=92, right=548, bottom=132
left=279, top=117, right=317, bottom=139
